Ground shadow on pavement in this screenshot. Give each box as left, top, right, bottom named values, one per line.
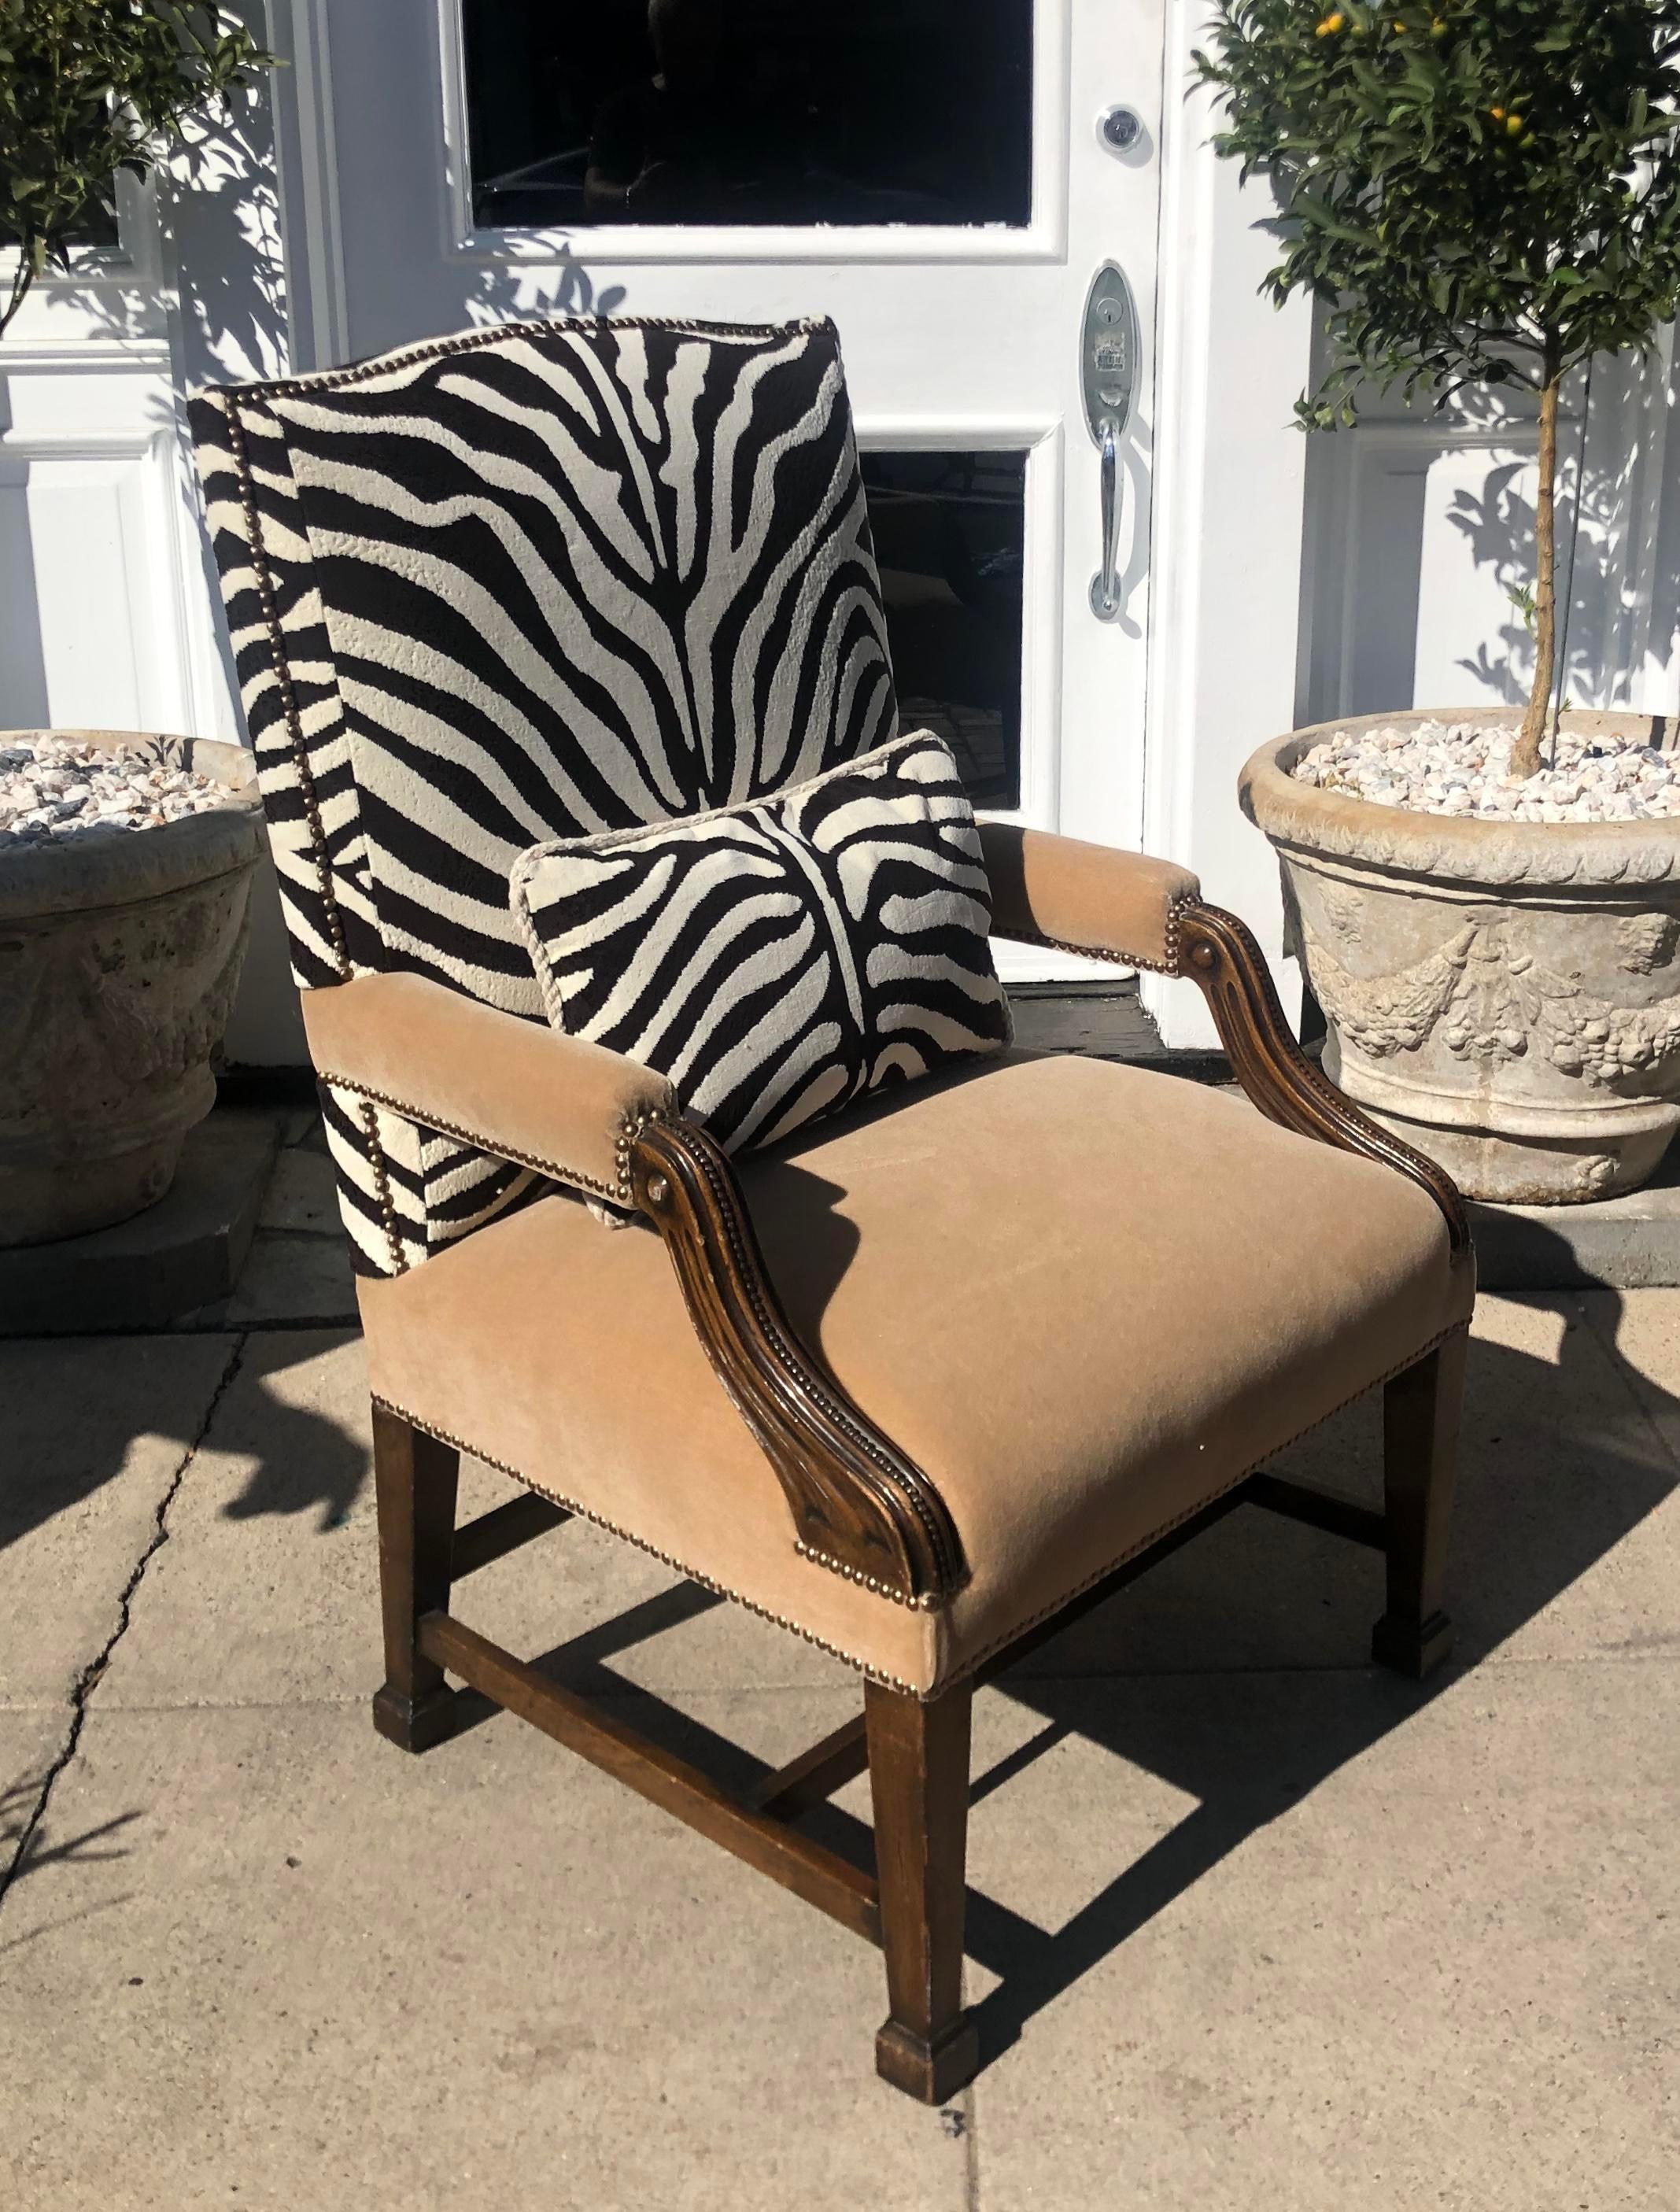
left=4, top=1228, right=1674, bottom=2061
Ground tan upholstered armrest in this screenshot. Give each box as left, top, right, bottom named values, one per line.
left=979, top=823, right=1201, bottom=975
left=302, top=973, right=676, bottom=1208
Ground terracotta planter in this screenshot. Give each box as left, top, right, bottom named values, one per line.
left=0, top=730, right=264, bottom=1246
left=1240, top=707, right=1680, bottom=1206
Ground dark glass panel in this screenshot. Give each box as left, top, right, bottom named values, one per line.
left=862, top=451, right=1025, bottom=811
left=464, top=1, right=1032, bottom=231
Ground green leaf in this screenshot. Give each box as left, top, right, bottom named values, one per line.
left=0, top=2, right=277, bottom=339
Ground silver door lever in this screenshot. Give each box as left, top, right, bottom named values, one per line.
left=1081, top=263, right=1140, bottom=622
left=1093, top=419, right=1122, bottom=620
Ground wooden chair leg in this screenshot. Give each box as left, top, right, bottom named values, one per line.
left=1372, top=1331, right=1467, bottom=1679
left=866, top=1678, right=979, bottom=2103
left=370, top=1403, right=461, bottom=1752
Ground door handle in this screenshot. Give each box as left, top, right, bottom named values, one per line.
left=1081, top=262, right=1140, bottom=623
left=1092, top=419, right=1122, bottom=620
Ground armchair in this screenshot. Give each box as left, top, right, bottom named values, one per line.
left=194, top=316, right=1473, bottom=2105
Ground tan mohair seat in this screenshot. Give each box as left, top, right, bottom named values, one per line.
left=360, top=1051, right=1471, bottom=1695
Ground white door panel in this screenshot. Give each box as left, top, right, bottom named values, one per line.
left=0, top=426, right=191, bottom=735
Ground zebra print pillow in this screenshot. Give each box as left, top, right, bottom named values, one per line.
left=510, top=729, right=1012, bottom=1154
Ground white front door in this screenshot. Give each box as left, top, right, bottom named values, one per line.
left=285, top=0, right=1163, bottom=977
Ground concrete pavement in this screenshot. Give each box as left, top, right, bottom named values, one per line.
left=2, top=1248, right=1676, bottom=2207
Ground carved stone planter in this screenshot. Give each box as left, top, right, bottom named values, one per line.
left=1240, top=708, right=1680, bottom=1205
left=0, top=731, right=264, bottom=1246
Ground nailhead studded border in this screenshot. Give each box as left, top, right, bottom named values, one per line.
left=229, top=312, right=841, bottom=404
left=371, top=1394, right=929, bottom=1696
left=1009, top=886, right=1197, bottom=980
left=794, top=1540, right=939, bottom=1612
left=219, top=394, right=353, bottom=984
left=220, top=393, right=421, bottom=1273
left=615, top=1106, right=673, bottom=1202
left=312, top=1070, right=674, bottom=1209
left=372, top=1320, right=1467, bottom=1701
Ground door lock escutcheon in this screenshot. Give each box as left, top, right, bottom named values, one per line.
left=1098, top=105, right=1143, bottom=153
left=1081, top=262, right=1140, bottom=622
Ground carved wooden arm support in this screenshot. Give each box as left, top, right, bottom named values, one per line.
left=1176, top=903, right=1472, bottom=1263
left=626, top=1117, right=966, bottom=1609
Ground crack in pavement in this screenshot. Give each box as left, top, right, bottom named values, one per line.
left=0, top=1333, right=248, bottom=1918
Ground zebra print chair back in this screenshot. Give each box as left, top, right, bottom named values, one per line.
left=190, top=316, right=896, bottom=1276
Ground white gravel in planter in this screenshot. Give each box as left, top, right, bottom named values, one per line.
left=1291, top=718, right=1680, bottom=823
left=0, top=735, right=234, bottom=844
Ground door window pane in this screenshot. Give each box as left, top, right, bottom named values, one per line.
left=464, top=2, right=1032, bottom=231
left=862, top=451, right=1025, bottom=811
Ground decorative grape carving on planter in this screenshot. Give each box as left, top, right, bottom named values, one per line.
left=1309, top=918, right=1680, bottom=1080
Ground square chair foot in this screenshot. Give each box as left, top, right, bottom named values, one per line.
left=875, top=2016, right=980, bottom=2105
left=371, top=1682, right=459, bottom=1752
left=1371, top=1608, right=1454, bottom=1680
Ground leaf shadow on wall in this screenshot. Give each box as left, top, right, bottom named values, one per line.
left=1442, top=367, right=1675, bottom=714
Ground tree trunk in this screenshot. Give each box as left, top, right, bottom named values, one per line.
left=1512, top=370, right=1562, bottom=780
left=0, top=259, right=33, bottom=342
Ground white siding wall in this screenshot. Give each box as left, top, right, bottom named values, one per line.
left=1298, top=336, right=1680, bottom=731
left=0, top=23, right=306, bottom=1064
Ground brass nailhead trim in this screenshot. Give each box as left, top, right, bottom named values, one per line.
left=220, top=397, right=350, bottom=980
left=375, top=1321, right=1465, bottom=1701
left=794, top=1541, right=938, bottom=1612
left=615, top=1106, right=674, bottom=1206
left=237, top=314, right=839, bottom=404
left=1014, top=888, right=1197, bottom=979
left=355, top=1096, right=408, bottom=1276
left=223, top=396, right=413, bottom=1272
left=376, top=1316, right=1466, bottom=1699
left=313, top=1072, right=674, bottom=1209
left=370, top=1394, right=925, bottom=1696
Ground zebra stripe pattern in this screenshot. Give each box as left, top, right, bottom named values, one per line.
left=190, top=316, right=896, bottom=1273
left=511, top=730, right=1011, bottom=1154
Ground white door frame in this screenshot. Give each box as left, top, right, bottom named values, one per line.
left=1131, top=3, right=1309, bottom=1047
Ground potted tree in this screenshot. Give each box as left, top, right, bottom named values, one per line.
left=1200, top=0, right=1680, bottom=1203
left=2, top=6, right=275, bottom=1243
